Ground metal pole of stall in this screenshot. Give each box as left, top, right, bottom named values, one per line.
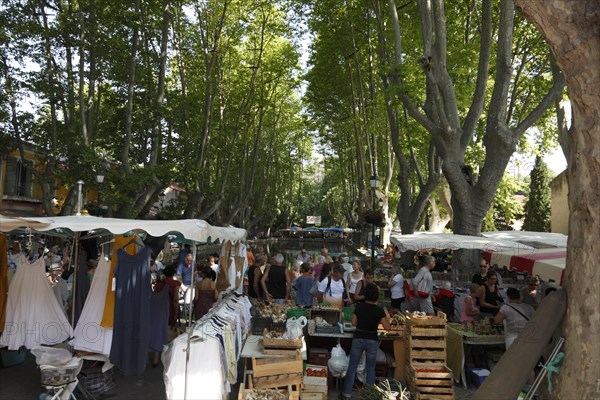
left=183, top=242, right=197, bottom=400
left=70, top=232, right=80, bottom=326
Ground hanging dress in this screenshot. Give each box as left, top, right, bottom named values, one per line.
left=109, top=246, right=152, bottom=376
left=100, top=235, right=139, bottom=327
left=71, top=256, right=113, bottom=356
left=0, top=254, right=73, bottom=350
left=148, top=286, right=169, bottom=353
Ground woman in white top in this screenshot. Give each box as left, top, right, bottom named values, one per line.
left=494, top=287, right=534, bottom=349
left=346, top=260, right=364, bottom=302
left=387, top=265, right=405, bottom=311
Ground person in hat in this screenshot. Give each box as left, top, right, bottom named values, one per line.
left=47, top=262, right=69, bottom=315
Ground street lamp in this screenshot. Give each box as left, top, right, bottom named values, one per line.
left=369, top=175, right=379, bottom=268
left=96, top=173, right=105, bottom=211
left=76, top=180, right=85, bottom=216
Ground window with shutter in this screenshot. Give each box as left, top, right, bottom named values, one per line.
left=3, top=157, right=34, bottom=198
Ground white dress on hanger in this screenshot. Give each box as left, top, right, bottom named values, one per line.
left=71, top=256, right=113, bottom=356
left=0, top=254, right=73, bottom=350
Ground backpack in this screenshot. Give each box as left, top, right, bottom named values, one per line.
left=325, top=276, right=347, bottom=300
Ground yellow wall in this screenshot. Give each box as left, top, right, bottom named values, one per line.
left=550, top=171, right=569, bottom=234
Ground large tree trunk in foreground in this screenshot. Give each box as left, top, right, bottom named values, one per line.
left=514, top=1, right=600, bottom=398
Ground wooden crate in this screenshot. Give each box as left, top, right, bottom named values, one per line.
left=301, top=392, right=325, bottom=400
left=251, top=351, right=304, bottom=389
left=415, top=392, right=455, bottom=400
left=262, top=329, right=303, bottom=354
left=406, top=365, right=454, bottom=400
left=238, top=387, right=300, bottom=400
left=301, top=384, right=327, bottom=400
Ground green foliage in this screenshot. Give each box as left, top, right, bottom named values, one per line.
left=523, top=156, right=552, bottom=232
left=482, top=173, right=527, bottom=232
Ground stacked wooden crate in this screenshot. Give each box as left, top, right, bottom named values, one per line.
left=237, top=350, right=302, bottom=400
left=405, top=311, right=454, bottom=400
left=302, top=364, right=328, bottom=400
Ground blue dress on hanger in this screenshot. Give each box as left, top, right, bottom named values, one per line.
left=109, top=246, right=152, bottom=376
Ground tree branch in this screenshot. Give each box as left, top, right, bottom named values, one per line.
left=461, top=0, right=492, bottom=149
left=514, top=70, right=565, bottom=136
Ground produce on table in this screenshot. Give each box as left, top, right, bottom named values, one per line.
left=243, top=388, right=287, bottom=400
left=255, top=302, right=288, bottom=323
left=305, top=368, right=327, bottom=377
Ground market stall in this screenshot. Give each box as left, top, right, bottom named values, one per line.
left=482, top=247, right=566, bottom=284
left=446, top=322, right=505, bottom=388
left=389, top=232, right=534, bottom=253
left=0, top=213, right=248, bottom=399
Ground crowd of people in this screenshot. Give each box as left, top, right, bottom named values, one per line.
left=460, top=258, right=557, bottom=349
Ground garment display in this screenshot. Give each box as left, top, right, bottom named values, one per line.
left=71, top=256, right=113, bottom=356
left=162, top=294, right=252, bottom=399
left=0, top=254, right=73, bottom=350
left=218, top=241, right=248, bottom=293
left=109, top=246, right=152, bottom=376
left=0, top=234, right=8, bottom=331
left=100, top=235, right=139, bottom=328
left=74, top=252, right=91, bottom=327
left=148, top=287, right=169, bottom=353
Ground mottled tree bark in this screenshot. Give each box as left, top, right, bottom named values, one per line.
left=515, top=1, right=600, bottom=398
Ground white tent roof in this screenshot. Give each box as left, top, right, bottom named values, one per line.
left=481, top=231, right=567, bottom=248
left=389, top=231, right=534, bottom=252
left=0, top=214, right=246, bottom=243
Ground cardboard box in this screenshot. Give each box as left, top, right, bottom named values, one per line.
left=303, top=364, right=328, bottom=386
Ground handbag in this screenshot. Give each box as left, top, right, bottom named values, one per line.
left=416, top=277, right=431, bottom=298
left=404, top=280, right=415, bottom=300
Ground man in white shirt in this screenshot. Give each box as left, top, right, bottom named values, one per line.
left=411, top=256, right=435, bottom=315
left=317, top=265, right=350, bottom=309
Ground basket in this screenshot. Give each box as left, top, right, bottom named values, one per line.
left=40, top=358, right=82, bottom=387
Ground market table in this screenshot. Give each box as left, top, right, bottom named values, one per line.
left=240, top=335, right=307, bottom=360
left=446, top=325, right=505, bottom=388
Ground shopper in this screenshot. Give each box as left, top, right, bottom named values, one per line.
left=387, top=265, right=405, bottom=311
left=292, top=262, right=314, bottom=307
left=342, top=283, right=391, bottom=399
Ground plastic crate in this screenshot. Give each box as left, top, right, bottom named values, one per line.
left=315, top=325, right=341, bottom=334
left=0, top=349, right=26, bottom=367
left=308, top=348, right=331, bottom=366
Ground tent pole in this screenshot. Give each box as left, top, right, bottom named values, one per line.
left=70, top=232, right=80, bottom=327
left=184, top=242, right=197, bottom=400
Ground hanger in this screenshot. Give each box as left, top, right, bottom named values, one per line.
left=100, top=238, right=115, bottom=247
left=121, top=234, right=145, bottom=250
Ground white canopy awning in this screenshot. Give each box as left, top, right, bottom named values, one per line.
left=0, top=214, right=246, bottom=243
left=389, top=231, right=534, bottom=253
left=481, top=231, right=567, bottom=248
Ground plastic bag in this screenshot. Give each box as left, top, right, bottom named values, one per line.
left=283, top=316, right=307, bottom=339
left=31, top=346, right=73, bottom=366
left=327, top=344, right=349, bottom=378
